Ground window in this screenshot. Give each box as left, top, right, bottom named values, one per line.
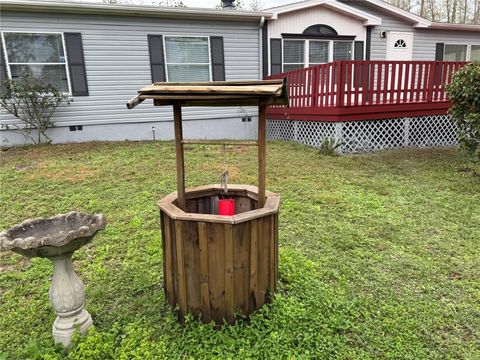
left=164, top=36, right=210, bottom=82
left=333, top=41, right=353, bottom=61
left=2, top=32, right=70, bottom=93
left=309, top=41, right=329, bottom=65
left=444, top=44, right=468, bottom=61
left=394, top=39, right=406, bottom=48
left=283, top=40, right=305, bottom=72
left=282, top=39, right=352, bottom=71
left=471, top=45, right=480, bottom=61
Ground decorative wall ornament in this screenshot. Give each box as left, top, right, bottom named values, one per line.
left=394, top=39, right=407, bottom=48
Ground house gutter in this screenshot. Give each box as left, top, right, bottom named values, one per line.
left=428, top=22, right=480, bottom=31
left=259, top=16, right=265, bottom=80
left=1, top=0, right=273, bottom=22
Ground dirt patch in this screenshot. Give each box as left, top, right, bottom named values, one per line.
left=226, top=145, right=254, bottom=154
left=200, top=163, right=240, bottom=181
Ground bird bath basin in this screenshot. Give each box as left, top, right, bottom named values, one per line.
left=0, top=211, right=106, bottom=346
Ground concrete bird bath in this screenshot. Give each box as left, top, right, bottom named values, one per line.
left=0, top=211, right=106, bottom=346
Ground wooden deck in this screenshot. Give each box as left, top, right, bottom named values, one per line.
left=265, top=60, right=466, bottom=122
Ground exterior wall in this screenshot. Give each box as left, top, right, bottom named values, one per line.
left=413, top=29, right=480, bottom=60
left=268, top=6, right=366, bottom=41
left=1, top=116, right=259, bottom=146
left=341, top=0, right=414, bottom=60
left=0, top=11, right=261, bottom=146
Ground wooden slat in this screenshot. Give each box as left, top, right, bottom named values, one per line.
left=198, top=222, right=210, bottom=323
left=162, top=212, right=175, bottom=306
left=249, top=219, right=258, bottom=310
left=174, top=220, right=187, bottom=319
left=233, top=221, right=250, bottom=315
left=160, top=210, right=167, bottom=298
left=274, top=213, right=279, bottom=292
left=207, top=222, right=225, bottom=324
left=224, top=223, right=234, bottom=323
left=183, top=220, right=201, bottom=317
left=269, top=215, right=275, bottom=292
left=256, top=216, right=270, bottom=307
left=182, top=140, right=258, bottom=146
left=235, top=196, right=254, bottom=214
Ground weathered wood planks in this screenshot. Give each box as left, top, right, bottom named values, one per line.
left=159, top=185, right=279, bottom=325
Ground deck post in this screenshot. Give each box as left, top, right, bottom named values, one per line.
left=258, top=104, right=267, bottom=208
left=173, top=102, right=186, bottom=211
left=337, top=61, right=346, bottom=107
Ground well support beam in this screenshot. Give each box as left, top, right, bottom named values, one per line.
left=258, top=104, right=267, bottom=208
left=173, top=102, right=186, bottom=211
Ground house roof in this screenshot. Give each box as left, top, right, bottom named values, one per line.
left=267, top=0, right=480, bottom=31
left=267, top=0, right=382, bottom=26
left=355, top=0, right=431, bottom=27
left=428, top=22, right=480, bottom=31
left=0, top=0, right=273, bottom=21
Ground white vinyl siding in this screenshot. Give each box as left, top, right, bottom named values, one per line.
left=1, top=32, right=70, bottom=93
left=0, top=11, right=260, bottom=128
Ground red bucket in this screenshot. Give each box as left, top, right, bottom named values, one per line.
left=218, top=198, right=235, bottom=216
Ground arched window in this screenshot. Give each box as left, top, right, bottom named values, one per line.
left=302, top=24, right=338, bottom=36
left=394, top=39, right=407, bottom=48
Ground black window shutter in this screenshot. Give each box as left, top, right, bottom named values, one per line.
left=210, top=36, right=225, bottom=81
left=354, top=41, right=364, bottom=60
left=148, top=35, right=166, bottom=83
left=262, top=22, right=269, bottom=78
left=64, top=33, right=89, bottom=96
left=0, top=38, right=9, bottom=96
left=435, top=43, right=444, bottom=61
left=270, top=38, right=282, bottom=75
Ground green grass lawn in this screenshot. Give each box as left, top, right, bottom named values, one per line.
left=0, top=141, right=479, bottom=359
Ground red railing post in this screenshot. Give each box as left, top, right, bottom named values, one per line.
left=426, top=62, right=436, bottom=103
left=338, top=61, right=346, bottom=107
left=311, top=66, right=319, bottom=107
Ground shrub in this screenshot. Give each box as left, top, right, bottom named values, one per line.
left=318, top=137, right=344, bottom=156
left=447, top=61, right=480, bottom=161
left=0, top=75, right=70, bottom=145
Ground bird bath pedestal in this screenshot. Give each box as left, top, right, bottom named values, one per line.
left=127, top=79, right=288, bottom=324
left=0, top=212, right=106, bottom=346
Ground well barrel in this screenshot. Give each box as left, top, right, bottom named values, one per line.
left=158, top=184, right=279, bottom=324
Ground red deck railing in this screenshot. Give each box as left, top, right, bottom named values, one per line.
left=265, top=60, right=466, bottom=121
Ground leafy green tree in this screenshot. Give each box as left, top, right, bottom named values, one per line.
left=0, top=75, right=70, bottom=145
left=447, top=61, right=480, bottom=161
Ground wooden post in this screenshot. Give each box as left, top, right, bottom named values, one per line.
left=258, top=104, right=267, bottom=208
left=173, top=102, right=186, bottom=211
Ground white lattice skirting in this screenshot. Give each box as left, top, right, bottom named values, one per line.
left=267, top=115, right=458, bottom=153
